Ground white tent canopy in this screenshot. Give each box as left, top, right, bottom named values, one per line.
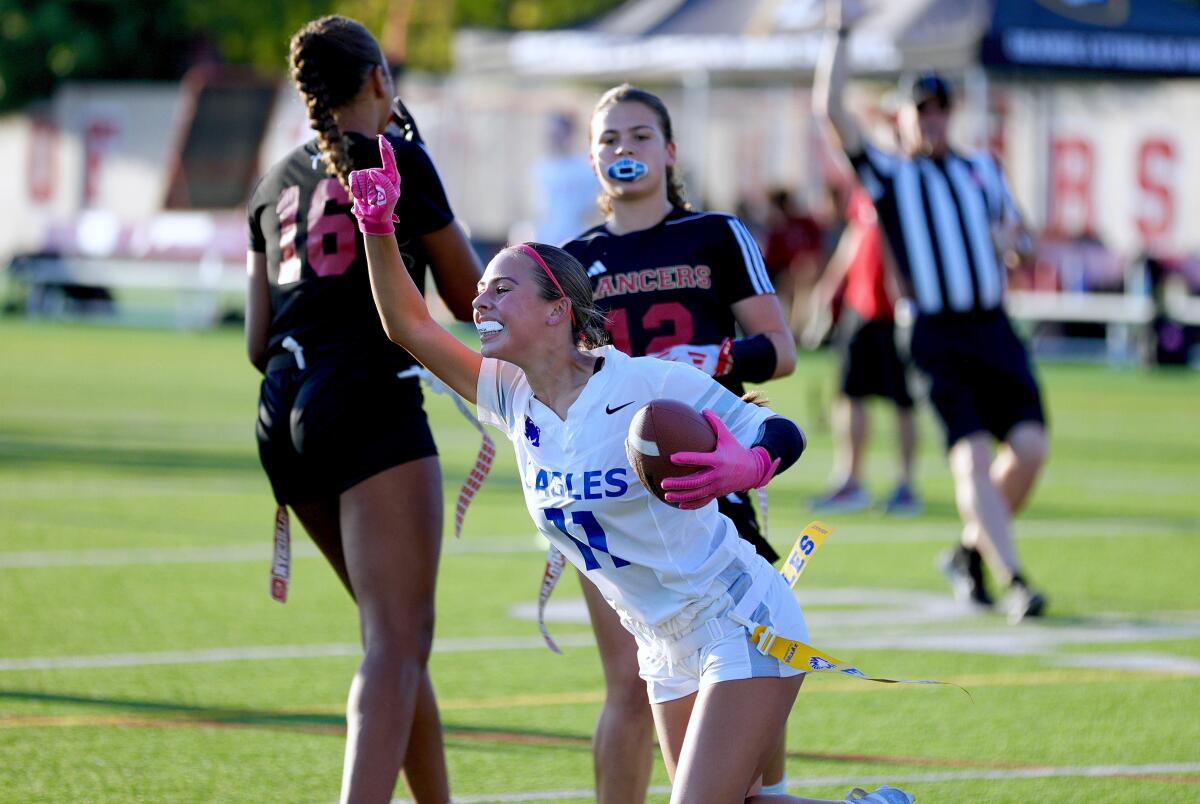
left=455, top=0, right=991, bottom=81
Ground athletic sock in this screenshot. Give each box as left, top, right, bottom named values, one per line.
left=760, top=776, right=789, bottom=795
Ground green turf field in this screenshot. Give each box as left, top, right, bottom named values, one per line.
left=1, top=319, right=1197, bottom=803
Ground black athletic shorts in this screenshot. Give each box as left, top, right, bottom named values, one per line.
left=718, top=491, right=779, bottom=565
left=836, top=310, right=914, bottom=408
left=910, top=309, right=1046, bottom=449
left=256, top=347, right=437, bottom=505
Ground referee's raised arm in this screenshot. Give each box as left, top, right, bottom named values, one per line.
left=813, top=0, right=864, bottom=157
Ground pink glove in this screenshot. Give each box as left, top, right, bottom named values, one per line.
left=650, top=338, right=733, bottom=377
left=348, top=134, right=401, bottom=236
left=661, top=409, right=780, bottom=510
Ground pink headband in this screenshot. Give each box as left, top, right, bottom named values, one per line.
left=514, top=243, right=576, bottom=327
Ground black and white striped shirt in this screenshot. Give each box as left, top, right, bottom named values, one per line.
left=851, top=142, right=1019, bottom=316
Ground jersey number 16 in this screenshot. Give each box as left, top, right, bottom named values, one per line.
left=277, top=179, right=358, bottom=284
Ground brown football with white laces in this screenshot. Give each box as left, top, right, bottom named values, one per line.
left=625, top=399, right=717, bottom=507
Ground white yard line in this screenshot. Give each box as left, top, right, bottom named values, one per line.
left=0, top=634, right=598, bottom=672
left=412, top=763, right=1200, bottom=802
left=0, top=540, right=541, bottom=568
left=6, top=609, right=1200, bottom=674
left=0, top=544, right=297, bottom=568
left=2, top=517, right=1193, bottom=569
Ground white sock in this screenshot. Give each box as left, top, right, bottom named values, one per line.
left=760, top=776, right=789, bottom=796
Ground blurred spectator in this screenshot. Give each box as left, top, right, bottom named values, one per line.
left=1033, top=227, right=1123, bottom=293
left=804, top=187, right=921, bottom=516
left=531, top=112, right=600, bottom=246
left=735, top=195, right=769, bottom=250
left=1147, top=255, right=1198, bottom=366
left=763, top=187, right=824, bottom=338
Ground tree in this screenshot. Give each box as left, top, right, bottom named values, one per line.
left=0, top=0, right=625, bottom=113
left=0, top=0, right=198, bottom=112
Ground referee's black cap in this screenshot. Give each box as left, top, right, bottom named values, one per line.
left=903, top=70, right=953, bottom=110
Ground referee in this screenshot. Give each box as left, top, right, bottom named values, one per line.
left=814, top=2, right=1048, bottom=623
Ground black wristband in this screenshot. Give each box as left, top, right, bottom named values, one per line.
left=753, top=417, right=807, bottom=476
left=728, top=334, right=778, bottom=384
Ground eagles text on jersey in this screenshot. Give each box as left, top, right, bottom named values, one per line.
left=475, top=345, right=776, bottom=627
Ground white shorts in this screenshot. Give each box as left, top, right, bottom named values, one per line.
left=630, top=557, right=808, bottom=704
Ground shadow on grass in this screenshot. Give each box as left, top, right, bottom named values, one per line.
left=0, top=689, right=593, bottom=752
left=0, top=435, right=261, bottom=475
left=0, top=688, right=342, bottom=731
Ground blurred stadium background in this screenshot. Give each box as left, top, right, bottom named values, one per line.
left=4, top=0, right=1200, bottom=358
left=1, top=1, right=1199, bottom=802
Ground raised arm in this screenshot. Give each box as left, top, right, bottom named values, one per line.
left=354, top=136, right=483, bottom=403
left=813, top=2, right=864, bottom=157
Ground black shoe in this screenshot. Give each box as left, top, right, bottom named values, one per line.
left=937, top=546, right=993, bottom=608
left=1002, top=580, right=1046, bottom=624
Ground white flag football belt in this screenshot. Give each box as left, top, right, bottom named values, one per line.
left=540, top=520, right=965, bottom=694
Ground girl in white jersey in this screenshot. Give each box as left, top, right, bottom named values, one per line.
left=349, top=136, right=915, bottom=804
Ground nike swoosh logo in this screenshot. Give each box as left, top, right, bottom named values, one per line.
left=605, top=401, right=635, bottom=415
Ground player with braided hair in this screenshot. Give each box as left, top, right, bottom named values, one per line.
left=245, top=15, right=482, bottom=804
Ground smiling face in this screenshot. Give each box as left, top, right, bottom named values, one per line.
left=590, top=100, right=675, bottom=205
left=472, top=250, right=569, bottom=362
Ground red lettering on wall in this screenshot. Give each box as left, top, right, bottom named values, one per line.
left=27, top=116, right=57, bottom=203
left=83, top=119, right=119, bottom=206
left=1135, top=138, right=1174, bottom=246
left=1049, top=137, right=1093, bottom=235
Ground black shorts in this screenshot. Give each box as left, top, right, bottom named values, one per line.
left=836, top=311, right=914, bottom=408
left=718, top=491, right=779, bottom=565
left=256, top=349, right=437, bottom=505
left=911, top=310, right=1046, bottom=449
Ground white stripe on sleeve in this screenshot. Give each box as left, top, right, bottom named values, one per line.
left=727, top=218, right=774, bottom=295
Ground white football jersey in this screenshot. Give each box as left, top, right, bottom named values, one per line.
left=476, top=345, right=776, bottom=627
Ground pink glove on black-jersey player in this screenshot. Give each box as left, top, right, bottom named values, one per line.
left=660, top=409, right=780, bottom=509
left=348, top=134, right=401, bottom=236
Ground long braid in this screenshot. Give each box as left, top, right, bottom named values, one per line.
left=287, top=16, right=383, bottom=194
left=290, top=41, right=354, bottom=193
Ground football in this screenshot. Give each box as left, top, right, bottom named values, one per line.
left=625, top=399, right=717, bottom=506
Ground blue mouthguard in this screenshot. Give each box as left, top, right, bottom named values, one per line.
left=606, top=158, right=648, bottom=182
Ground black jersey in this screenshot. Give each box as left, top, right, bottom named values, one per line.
left=564, top=207, right=774, bottom=391
left=247, top=132, right=454, bottom=363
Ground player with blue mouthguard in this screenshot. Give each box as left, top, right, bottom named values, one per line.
left=606, top=157, right=647, bottom=182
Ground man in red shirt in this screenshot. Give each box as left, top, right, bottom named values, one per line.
left=804, top=186, right=920, bottom=514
